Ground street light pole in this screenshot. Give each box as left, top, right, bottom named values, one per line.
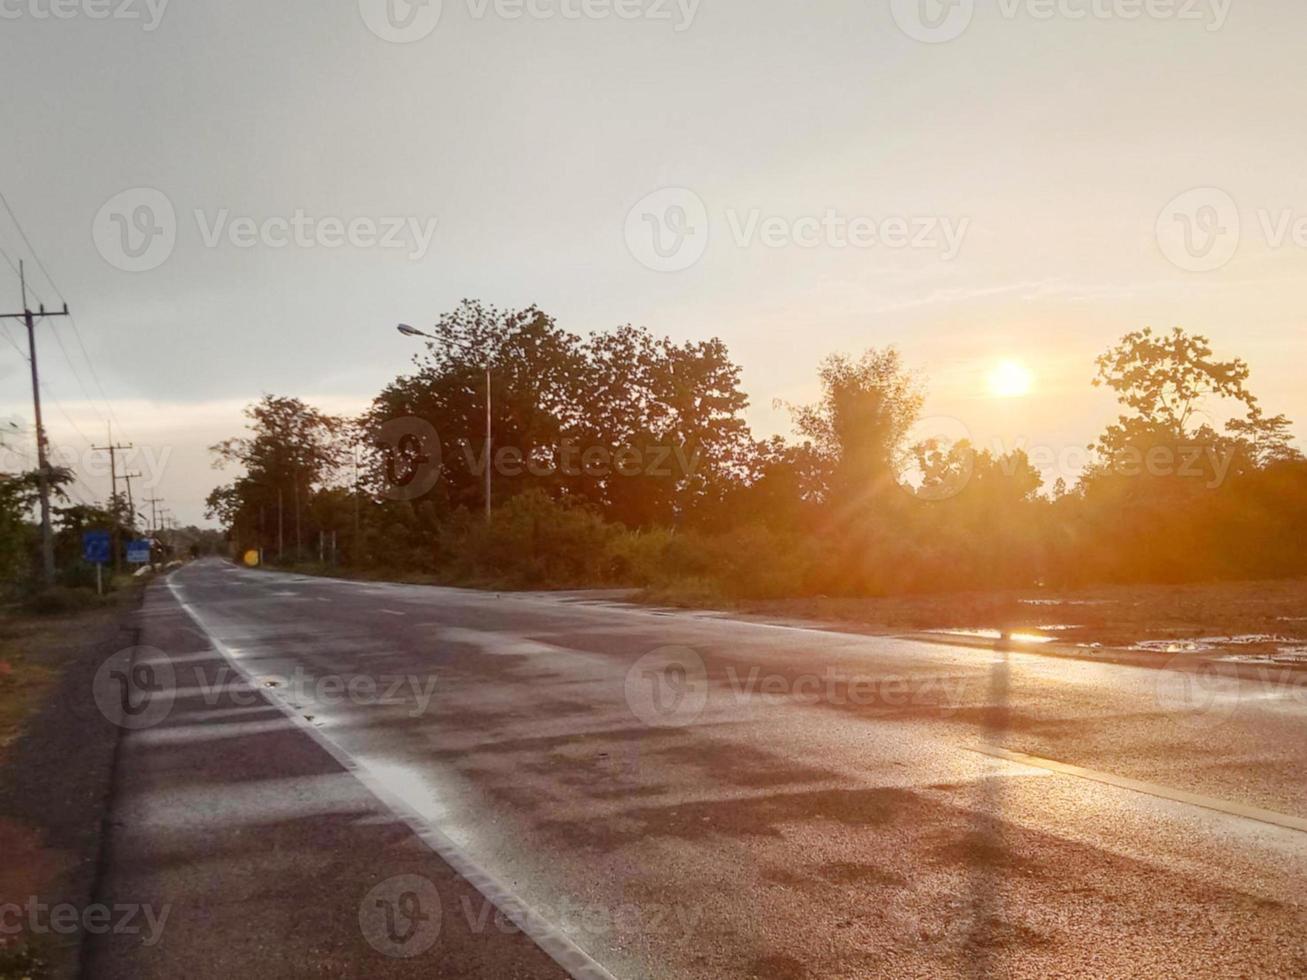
left=397, top=324, right=493, bottom=520
left=483, top=361, right=491, bottom=522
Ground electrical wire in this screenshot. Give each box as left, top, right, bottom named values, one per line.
left=0, top=189, right=132, bottom=443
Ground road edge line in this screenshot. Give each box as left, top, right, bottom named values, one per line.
left=971, top=745, right=1307, bottom=835
left=165, top=576, right=618, bottom=980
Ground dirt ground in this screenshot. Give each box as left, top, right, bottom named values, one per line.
left=0, top=589, right=143, bottom=980
left=688, top=578, right=1307, bottom=657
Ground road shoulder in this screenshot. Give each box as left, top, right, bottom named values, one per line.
left=0, top=591, right=143, bottom=979
left=84, top=573, right=568, bottom=979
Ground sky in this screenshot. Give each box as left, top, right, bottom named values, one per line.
left=1, top=0, right=1304, bottom=526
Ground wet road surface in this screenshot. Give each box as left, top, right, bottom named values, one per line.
left=97, top=560, right=1307, bottom=977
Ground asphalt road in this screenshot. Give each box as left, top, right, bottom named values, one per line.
left=94, top=559, right=1307, bottom=978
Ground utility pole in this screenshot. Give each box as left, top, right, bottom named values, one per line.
left=1, top=262, right=70, bottom=585
left=123, top=471, right=142, bottom=522
left=353, top=445, right=361, bottom=545
left=93, top=428, right=133, bottom=573
left=145, top=496, right=163, bottom=536
left=484, top=362, right=492, bottom=522
left=123, top=472, right=143, bottom=565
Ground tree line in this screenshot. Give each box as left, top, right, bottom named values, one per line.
left=205, top=301, right=1306, bottom=598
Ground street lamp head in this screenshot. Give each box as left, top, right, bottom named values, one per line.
left=397, top=323, right=426, bottom=338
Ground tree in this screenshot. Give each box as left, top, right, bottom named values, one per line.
left=791, top=347, right=924, bottom=509
left=1090, top=326, right=1298, bottom=472
left=211, top=396, right=346, bottom=559
left=362, top=301, right=753, bottom=528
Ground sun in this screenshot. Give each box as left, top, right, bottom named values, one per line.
left=988, top=360, right=1034, bottom=398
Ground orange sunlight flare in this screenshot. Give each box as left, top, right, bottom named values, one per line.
left=988, top=360, right=1034, bottom=398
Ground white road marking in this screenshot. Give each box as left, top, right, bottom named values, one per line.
left=166, top=575, right=616, bottom=980
left=380, top=609, right=406, bottom=617
left=973, top=745, right=1307, bottom=835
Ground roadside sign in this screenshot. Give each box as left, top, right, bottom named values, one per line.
left=82, top=530, right=112, bottom=565
left=127, top=540, right=152, bottom=565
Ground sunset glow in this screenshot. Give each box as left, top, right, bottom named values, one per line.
left=988, top=360, right=1034, bottom=399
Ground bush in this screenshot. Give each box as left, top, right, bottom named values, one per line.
left=24, top=586, right=101, bottom=616
left=443, top=491, right=621, bottom=588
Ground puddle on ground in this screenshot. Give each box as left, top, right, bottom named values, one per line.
left=934, top=628, right=1055, bottom=645
left=1219, top=646, right=1307, bottom=665
left=1134, top=635, right=1298, bottom=656
left=1020, top=599, right=1112, bottom=607
left=1131, top=639, right=1216, bottom=654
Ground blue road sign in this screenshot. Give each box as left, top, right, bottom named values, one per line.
left=126, top=540, right=152, bottom=565
left=83, top=530, right=112, bottom=565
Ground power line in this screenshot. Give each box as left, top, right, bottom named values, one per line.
left=0, top=242, right=45, bottom=307
left=0, top=320, right=29, bottom=362
left=0, top=190, right=60, bottom=302
left=0, top=189, right=132, bottom=444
